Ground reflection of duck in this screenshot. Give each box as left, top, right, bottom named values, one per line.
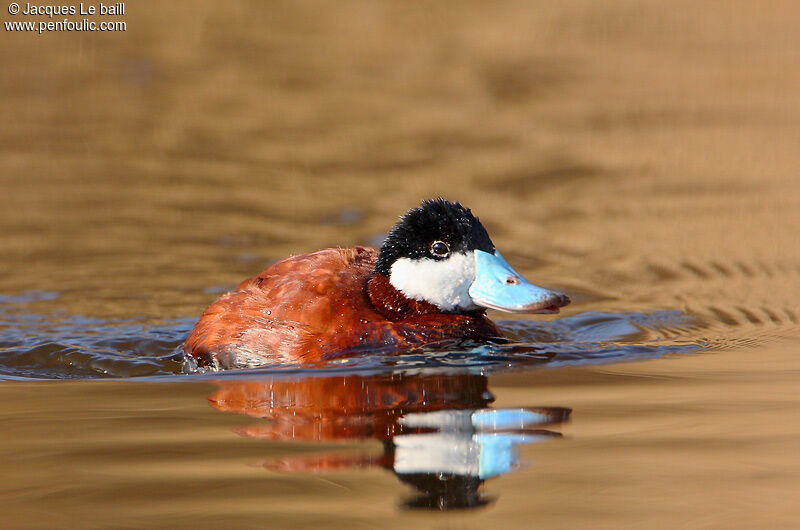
left=209, top=369, right=570, bottom=510
left=185, top=199, right=569, bottom=369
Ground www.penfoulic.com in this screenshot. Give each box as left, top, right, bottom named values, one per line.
left=5, top=18, right=126, bottom=33
left=5, top=3, right=127, bottom=34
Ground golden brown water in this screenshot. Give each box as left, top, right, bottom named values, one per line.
left=1, top=1, right=799, bottom=527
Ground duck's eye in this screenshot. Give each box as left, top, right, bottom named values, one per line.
left=430, top=241, right=449, bottom=257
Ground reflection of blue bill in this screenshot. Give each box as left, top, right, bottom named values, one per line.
left=400, top=407, right=567, bottom=431
left=475, top=432, right=549, bottom=479
left=394, top=407, right=569, bottom=479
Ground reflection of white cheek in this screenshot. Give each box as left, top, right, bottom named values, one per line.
left=389, top=252, right=479, bottom=312
left=393, top=433, right=481, bottom=476
left=393, top=432, right=541, bottom=479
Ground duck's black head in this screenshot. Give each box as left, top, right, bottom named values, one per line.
left=373, top=198, right=570, bottom=315
left=374, top=198, right=495, bottom=276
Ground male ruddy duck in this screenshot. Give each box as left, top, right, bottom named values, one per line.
left=184, top=198, right=569, bottom=369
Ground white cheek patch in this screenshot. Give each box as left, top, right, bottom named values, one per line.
left=389, top=252, right=479, bottom=312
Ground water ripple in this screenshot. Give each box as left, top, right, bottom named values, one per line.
left=0, top=298, right=701, bottom=380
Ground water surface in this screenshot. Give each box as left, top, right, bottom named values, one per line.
left=1, top=1, right=799, bottom=527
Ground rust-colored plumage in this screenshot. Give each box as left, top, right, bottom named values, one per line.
left=208, top=371, right=493, bottom=443
left=183, top=246, right=501, bottom=368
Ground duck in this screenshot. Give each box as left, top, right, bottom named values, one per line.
left=183, top=198, right=570, bottom=369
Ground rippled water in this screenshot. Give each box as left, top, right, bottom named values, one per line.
left=2, top=1, right=800, bottom=527
left=0, top=293, right=699, bottom=379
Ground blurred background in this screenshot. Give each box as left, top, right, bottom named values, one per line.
left=2, top=0, right=797, bottom=321
left=1, top=1, right=799, bottom=527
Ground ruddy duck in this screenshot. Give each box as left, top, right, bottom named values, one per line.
left=184, top=198, right=569, bottom=369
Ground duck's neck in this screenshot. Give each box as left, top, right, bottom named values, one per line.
left=366, top=273, right=443, bottom=321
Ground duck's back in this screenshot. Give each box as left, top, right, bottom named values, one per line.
left=184, top=246, right=382, bottom=368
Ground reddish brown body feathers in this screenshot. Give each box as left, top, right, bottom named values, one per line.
left=208, top=371, right=493, bottom=444
left=183, top=247, right=502, bottom=368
